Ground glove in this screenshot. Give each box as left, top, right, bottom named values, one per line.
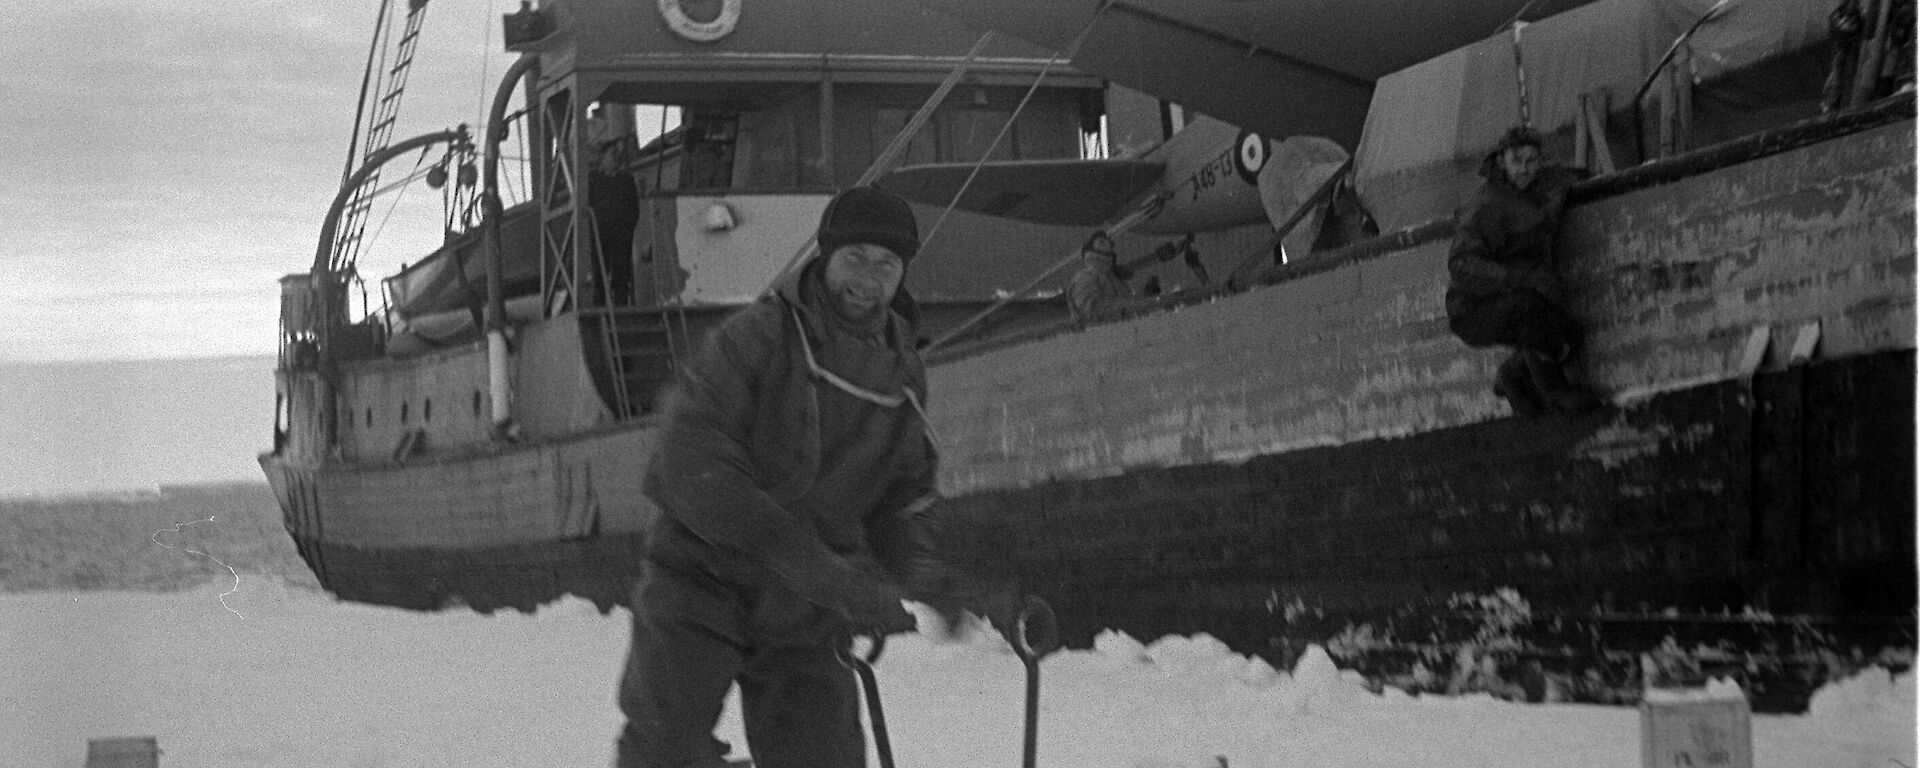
left=966, top=582, right=1023, bottom=632
left=841, top=583, right=918, bottom=635
left=1514, top=267, right=1563, bottom=298
left=782, top=550, right=919, bottom=635
left=900, top=554, right=1020, bottom=631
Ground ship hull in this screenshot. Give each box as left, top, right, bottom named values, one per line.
left=260, top=353, right=1913, bottom=707
left=916, top=111, right=1917, bottom=710
left=274, top=531, right=647, bottom=613
left=259, top=422, right=661, bottom=612
left=935, top=349, right=1915, bottom=711
left=265, top=97, right=1915, bottom=709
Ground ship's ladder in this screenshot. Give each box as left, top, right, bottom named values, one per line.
left=330, top=0, right=432, bottom=277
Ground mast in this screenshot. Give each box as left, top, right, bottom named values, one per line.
left=342, top=0, right=395, bottom=185
left=331, top=0, right=433, bottom=279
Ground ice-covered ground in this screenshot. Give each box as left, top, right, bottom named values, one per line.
left=3, top=579, right=1912, bottom=768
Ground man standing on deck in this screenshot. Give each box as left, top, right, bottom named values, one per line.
left=1445, top=126, right=1601, bottom=417
left=615, top=186, right=1006, bottom=768
left=1069, top=230, right=1171, bottom=326
left=589, top=137, right=640, bottom=306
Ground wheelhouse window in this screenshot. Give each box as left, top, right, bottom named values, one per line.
left=872, top=104, right=1018, bottom=165
left=605, top=80, right=1099, bottom=195
left=853, top=83, right=1085, bottom=177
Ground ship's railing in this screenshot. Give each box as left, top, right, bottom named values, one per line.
left=1254, top=92, right=1912, bottom=290
left=926, top=92, right=1916, bottom=367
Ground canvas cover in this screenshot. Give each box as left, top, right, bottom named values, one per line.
left=909, top=0, right=1605, bottom=147
left=1354, top=0, right=1832, bottom=231
left=383, top=202, right=542, bottom=323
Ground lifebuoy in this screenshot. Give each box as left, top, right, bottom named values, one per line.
left=1234, top=130, right=1269, bottom=185
left=659, top=0, right=741, bottom=42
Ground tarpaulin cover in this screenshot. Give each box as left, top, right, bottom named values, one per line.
left=908, top=0, right=1603, bottom=147
left=1353, top=0, right=1832, bottom=230
left=384, top=202, right=542, bottom=321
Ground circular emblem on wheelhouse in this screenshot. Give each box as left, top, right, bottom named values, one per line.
left=659, top=0, right=740, bottom=42
left=1234, top=130, right=1270, bottom=184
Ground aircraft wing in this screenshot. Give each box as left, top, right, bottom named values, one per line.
left=907, top=0, right=1599, bottom=147
left=879, top=158, right=1166, bottom=226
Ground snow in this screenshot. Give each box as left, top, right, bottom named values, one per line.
left=3, top=579, right=1913, bottom=768
left=1641, top=678, right=1750, bottom=704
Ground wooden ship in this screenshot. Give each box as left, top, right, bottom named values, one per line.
left=263, top=0, right=1915, bottom=711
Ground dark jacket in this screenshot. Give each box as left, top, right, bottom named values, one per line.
left=641, top=258, right=939, bottom=640
left=1068, top=263, right=1131, bottom=325
left=1445, top=161, right=1588, bottom=320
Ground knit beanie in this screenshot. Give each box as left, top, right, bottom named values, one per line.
left=1481, top=125, right=1546, bottom=179
left=1495, top=125, right=1543, bottom=154
left=817, top=186, right=921, bottom=263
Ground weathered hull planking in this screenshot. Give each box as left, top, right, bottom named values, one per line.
left=935, top=350, right=1914, bottom=712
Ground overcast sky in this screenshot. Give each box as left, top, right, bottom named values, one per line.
left=1, top=0, right=516, bottom=362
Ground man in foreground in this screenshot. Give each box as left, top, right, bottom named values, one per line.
left=615, top=186, right=995, bottom=768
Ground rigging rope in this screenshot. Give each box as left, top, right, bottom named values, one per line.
left=859, top=32, right=998, bottom=186
left=458, top=6, right=495, bottom=232
left=920, top=0, right=1113, bottom=250
left=360, top=153, right=431, bottom=286
left=760, top=30, right=999, bottom=292
left=1509, top=21, right=1532, bottom=128
left=365, top=164, right=433, bottom=201
left=343, top=0, right=397, bottom=185
left=920, top=1, right=1159, bottom=352
left=475, top=8, right=494, bottom=140
left=334, top=0, right=430, bottom=280
left=1499, top=0, right=1542, bottom=127
left=924, top=204, right=1152, bottom=352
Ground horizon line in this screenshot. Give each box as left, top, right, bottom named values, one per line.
left=0, top=351, right=279, bottom=367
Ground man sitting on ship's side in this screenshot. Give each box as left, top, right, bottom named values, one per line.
left=1445, top=126, right=1601, bottom=418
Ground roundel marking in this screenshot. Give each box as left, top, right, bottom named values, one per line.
left=1234, top=130, right=1269, bottom=184
left=659, top=0, right=741, bottom=42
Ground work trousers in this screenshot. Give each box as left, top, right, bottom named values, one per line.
left=1447, top=288, right=1584, bottom=356
left=615, top=563, right=865, bottom=768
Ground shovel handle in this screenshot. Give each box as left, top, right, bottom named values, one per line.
left=837, top=631, right=895, bottom=768
left=1011, top=596, right=1059, bottom=768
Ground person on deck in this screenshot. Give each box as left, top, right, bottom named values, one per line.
left=1068, top=230, right=1165, bottom=326
left=615, top=186, right=1006, bottom=768
left=589, top=138, right=640, bottom=307
left=1445, top=126, right=1601, bottom=418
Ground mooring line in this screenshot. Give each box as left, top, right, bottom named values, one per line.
left=152, top=516, right=245, bottom=619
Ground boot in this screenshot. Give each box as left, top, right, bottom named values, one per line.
left=1523, top=348, right=1601, bottom=414
left=1492, top=352, right=1548, bottom=419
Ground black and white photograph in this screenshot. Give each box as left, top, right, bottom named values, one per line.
left=3, top=0, right=1915, bottom=766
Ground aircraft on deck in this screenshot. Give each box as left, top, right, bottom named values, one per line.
left=880, top=114, right=1350, bottom=255
left=878, top=0, right=1601, bottom=263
